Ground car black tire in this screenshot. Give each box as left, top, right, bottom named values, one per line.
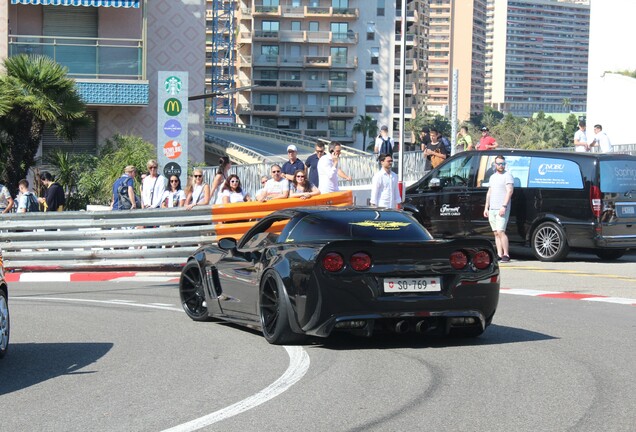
left=531, top=221, right=570, bottom=262
left=259, top=271, right=304, bottom=345
left=0, top=289, right=9, bottom=359
left=179, top=260, right=212, bottom=322
left=595, top=249, right=626, bottom=261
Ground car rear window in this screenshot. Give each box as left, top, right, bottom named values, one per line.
left=600, top=160, right=636, bottom=193
left=285, top=211, right=432, bottom=243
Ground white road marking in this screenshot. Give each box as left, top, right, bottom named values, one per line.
left=500, top=289, right=561, bottom=296
left=18, top=273, right=71, bottom=282
left=13, top=296, right=312, bottom=430
left=583, top=297, right=636, bottom=305
left=112, top=276, right=178, bottom=283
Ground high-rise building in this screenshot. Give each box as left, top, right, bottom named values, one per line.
left=485, top=0, right=590, bottom=117
left=223, top=0, right=429, bottom=148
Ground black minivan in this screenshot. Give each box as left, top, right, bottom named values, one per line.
left=404, top=150, right=636, bottom=261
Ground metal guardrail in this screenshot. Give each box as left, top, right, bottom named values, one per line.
left=0, top=207, right=215, bottom=271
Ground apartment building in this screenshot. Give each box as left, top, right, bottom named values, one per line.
left=4, top=0, right=207, bottom=163
left=228, top=0, right=428, bottom=148
left=485, top=0, right=590, bottom=117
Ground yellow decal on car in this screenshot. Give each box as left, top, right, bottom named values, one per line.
left=349, top=221, right=411, bottom=231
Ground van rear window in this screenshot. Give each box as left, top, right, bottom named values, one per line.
left=600, top=161, right=636, bottom=192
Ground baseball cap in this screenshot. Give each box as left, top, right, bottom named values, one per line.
left=287, top=144, right=298, bottom=152
left=380, top=125, right=389, bottom=131
left=480, top=126, right=489, bottom=131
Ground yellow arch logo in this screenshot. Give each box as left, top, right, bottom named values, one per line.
left=164, top=98, right=182, bottom=116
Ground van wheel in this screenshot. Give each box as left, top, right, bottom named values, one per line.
left=531, top=222, right=569, bottom=262
left=595, top=249, right=626, bottom=260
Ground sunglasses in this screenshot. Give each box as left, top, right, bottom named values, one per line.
left=296, top=175, right=305, bottom=178
left=495, top=162, right=506, bottom=166
left=149, top=166, right=158, bottom=169
left=230, top=180, right=239, bottom=183
left=193, top=174, right=202, bottom=178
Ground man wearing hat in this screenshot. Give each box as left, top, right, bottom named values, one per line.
left=282, top=144, right=306, bottom=181
left=477, top=126, right=499, bottom=151
left=374, top=125, right=394, bottom=156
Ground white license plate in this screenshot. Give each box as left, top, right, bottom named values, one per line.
left=383, top=277, right=441, bottom=293
left=619, top=206, right=635, bottom=216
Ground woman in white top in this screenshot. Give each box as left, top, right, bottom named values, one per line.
left=221, top=175, right=250, bottom=204
left=185, top=168, right=211, bottom=209
left=211, top=156, right=232, bottom=204
left=160, top=175, right=186, bottom=208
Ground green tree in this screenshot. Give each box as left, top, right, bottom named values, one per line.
left=562, top=98, right=571, bottom=112
left=352, top=114, right=378, bottom=152
left=0, top=54, right=90, bottom=196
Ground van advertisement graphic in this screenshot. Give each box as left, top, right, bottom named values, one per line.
left=600, top=161, right=636, bottom=191
left=157, top=72, right=188, bottom=186
left=527, top=158, right=582, bottom=189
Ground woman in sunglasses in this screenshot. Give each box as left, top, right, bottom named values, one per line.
left=290, top=169, right=320, bottom=200
left=220, top=174, right=251, bottom=204
left=160, top=175, right=186, bottom=208
left=185, top=168, right=211, bottom=209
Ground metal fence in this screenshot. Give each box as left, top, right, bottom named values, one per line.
left=0, top=206, right=215, bottom=271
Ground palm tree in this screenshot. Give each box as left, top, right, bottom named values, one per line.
left=562, top=98, right=571, bottom=113
left=352, top=114, right=378, bottom=152
left=0, top=54, right=90, bottom=196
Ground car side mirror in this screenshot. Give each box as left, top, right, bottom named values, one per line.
left=429, top=177, right=441, bottom=189
left=218, top=237, right=237, bottom=251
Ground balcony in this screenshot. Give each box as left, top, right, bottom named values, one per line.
left=394, top=58, right=417, bottom=71
left=253, top=30, right=280, bottom=42
left=236, top=104, right=252, bottom=114
left=304, top=56, right=331, bottom=68
left=240, top=7, right=252, bottom=18
left=252, top=104, right=279, bottom=115
left=331, top=56, right=358, bottom=69
left=305, top=6, right=359, bottom=19
left=238, top=31, right=252, bottom=44
left=328, top=106, right=356, bottom=117
left=329, top=80, right=356, bottom=93
left=331, top=32, right=358, bottom=44
left=279, top=30, right=305, bottom=43
left=252, top=79, right=304, bottom=91
left=306, top=31, right=331, bottom=44
left=279, top=105, right=303, bottom=116
left=281, top=6, right=305, bottom=18
left=253, top=5, right=281, bottom=16
left=8, top=34, right=143, bottom=80
left=395, top=33, right=417, bottom=47
left=254, top=54, right=280, bottom=66
left=303, top=105, right=328, bottom=117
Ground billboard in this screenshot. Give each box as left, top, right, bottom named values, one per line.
left=157, top=72, right=188, bottom=186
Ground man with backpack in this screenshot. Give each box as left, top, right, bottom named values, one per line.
left=374, top=125, right=394, bottom=157
left=111, top=166, right=138, bottom=210
left=16, top=179, right=40, bottom=213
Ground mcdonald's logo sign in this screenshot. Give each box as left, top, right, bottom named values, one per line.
left=164, top=98, right=182, bottom=116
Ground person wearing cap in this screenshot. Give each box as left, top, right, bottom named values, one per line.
left=419, top=127, right=431, bottom=152
left=282, top=144, right=306, bottom=181
left=477, top=127, right=498, bottom=151
left=374, top=125, right=394, bottom=156
left=573, top=120, right=589, bottom=152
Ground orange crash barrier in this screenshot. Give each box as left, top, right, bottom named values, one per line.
left=212, top=190, right=353, bottom=239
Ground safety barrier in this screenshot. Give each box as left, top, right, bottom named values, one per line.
left=212, top=190, right=354, bottom=239
left=0, top=191, right=354, bottom=271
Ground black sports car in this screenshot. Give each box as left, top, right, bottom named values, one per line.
left=0, top=252, right=9, bottom=358
left=179, top=207, right=500, bottom=344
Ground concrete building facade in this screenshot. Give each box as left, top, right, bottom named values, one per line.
left=485, top=0, right=590, bottom=117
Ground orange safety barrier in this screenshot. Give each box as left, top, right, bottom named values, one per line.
left=212, top=190, right=353, bottom=240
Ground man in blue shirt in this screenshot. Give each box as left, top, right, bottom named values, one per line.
left=282, top=144, right=306, bottom=181
left=304, top=142, right=325, bottom=188
left=111, top=165, right=137, bottom=210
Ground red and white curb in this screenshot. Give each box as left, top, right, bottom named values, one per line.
left=4, top=271, right=180, bottom=283
left=501, top=288, right=636, bottom=306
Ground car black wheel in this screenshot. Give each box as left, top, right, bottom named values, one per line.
left=0, top=289, right=9, bottom=359
left=595, top=249, right=626, bottom=261
left=179, top=261, right=212, bottom=322
left=531, top=221, right=570, bottom=262
left=259, top=272, right=304, bottom=345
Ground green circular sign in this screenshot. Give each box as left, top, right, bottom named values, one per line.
left=164, top=98, right=182, bottom=116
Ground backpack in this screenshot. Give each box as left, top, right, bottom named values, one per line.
left=440, top=136, right=451, bottom=154
left=118, top=182, right=140, bottom=210
left=379, top=136, right=393, bottom=155
left=25, top=193, right=40, bottom=212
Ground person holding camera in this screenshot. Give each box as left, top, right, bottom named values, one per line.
left=317, top=141, right=352, bottom=194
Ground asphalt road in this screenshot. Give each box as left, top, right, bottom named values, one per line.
left=1, top=253, right=635, bottom=431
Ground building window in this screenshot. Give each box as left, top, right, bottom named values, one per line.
left=329, top=95, right=347, bottom=106
left=309, top=21, right=319, bottom=32
left=365, top=96, right=382, bottom=113
left=366, top=71, right=374, bottom=89
left=261, top=45, right=279, bottom=56
left=307, top=119, right=318, bottom=130
left=367, top=22, right=375, bottom=41
left=291, top=21, right=301, bottom=31
left=377, top=0, right=385, bottom=16
left=332, top=0, right=349, bottom=7
left=370, top=47, right=380, bottom=65
left=260, top=94, right=278, bottom=105
left=331, top=47, right=348, bottom=65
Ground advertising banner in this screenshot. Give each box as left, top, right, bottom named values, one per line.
left=157, top=71, right=188, bottom=186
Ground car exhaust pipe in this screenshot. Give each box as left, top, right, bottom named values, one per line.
left=395, top=320, right=409, bottom=333
left=415, top=320, right=427, bottom=334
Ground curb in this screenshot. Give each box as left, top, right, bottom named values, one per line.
left=5, top=271, right=180, bottom=283
left=501, top=288, right=636, bottom=306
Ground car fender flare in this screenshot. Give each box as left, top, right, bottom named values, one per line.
left=260, top=270, right=304, bottom=334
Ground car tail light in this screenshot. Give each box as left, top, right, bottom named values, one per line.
left=590, top=185, right=602, bottom=218
left=350, top=252, right=372, bottom=271
left=473, top=250, right=491, bottom=269
left=322, top=252, right=344, bottom=272
left=450, top=251, right=468, bottom=270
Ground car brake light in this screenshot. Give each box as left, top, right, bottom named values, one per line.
left=590, top=185, right=601, bottom=218
left=450, top=251, right=468, bottom=270
left=473, top=250, right=491, bottom=269
left=322, top=252, right=344, bottom=272
left=350, top=252, right=372, bottom=271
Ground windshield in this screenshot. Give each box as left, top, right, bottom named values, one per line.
left=283, top=210, right=432, bottom=243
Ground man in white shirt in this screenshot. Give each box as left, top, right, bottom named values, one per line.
left=317, top=142, right=352, bottom=194
left=370, top=154, right=401, bottom=209
left=573, top=120, right=588, bottom=152
left=142, top=159, right=167, bottom=208
left=374, top=125, right=394, bottom=156
left=257, top=164, right=290, bottom=201
left=590, top=124, right=613, bottom=153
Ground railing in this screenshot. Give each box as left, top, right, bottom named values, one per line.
left=8, top=34, right=144, bottom=80
left=0, top=207, right=214, bottom=271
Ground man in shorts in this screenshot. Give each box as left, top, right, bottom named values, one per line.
left=483, top=155, right=514, bottom=262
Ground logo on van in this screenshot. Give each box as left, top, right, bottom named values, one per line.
left=538, top=163, right=565, bottom=175
left=440, top=204, right=461, bottom=216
